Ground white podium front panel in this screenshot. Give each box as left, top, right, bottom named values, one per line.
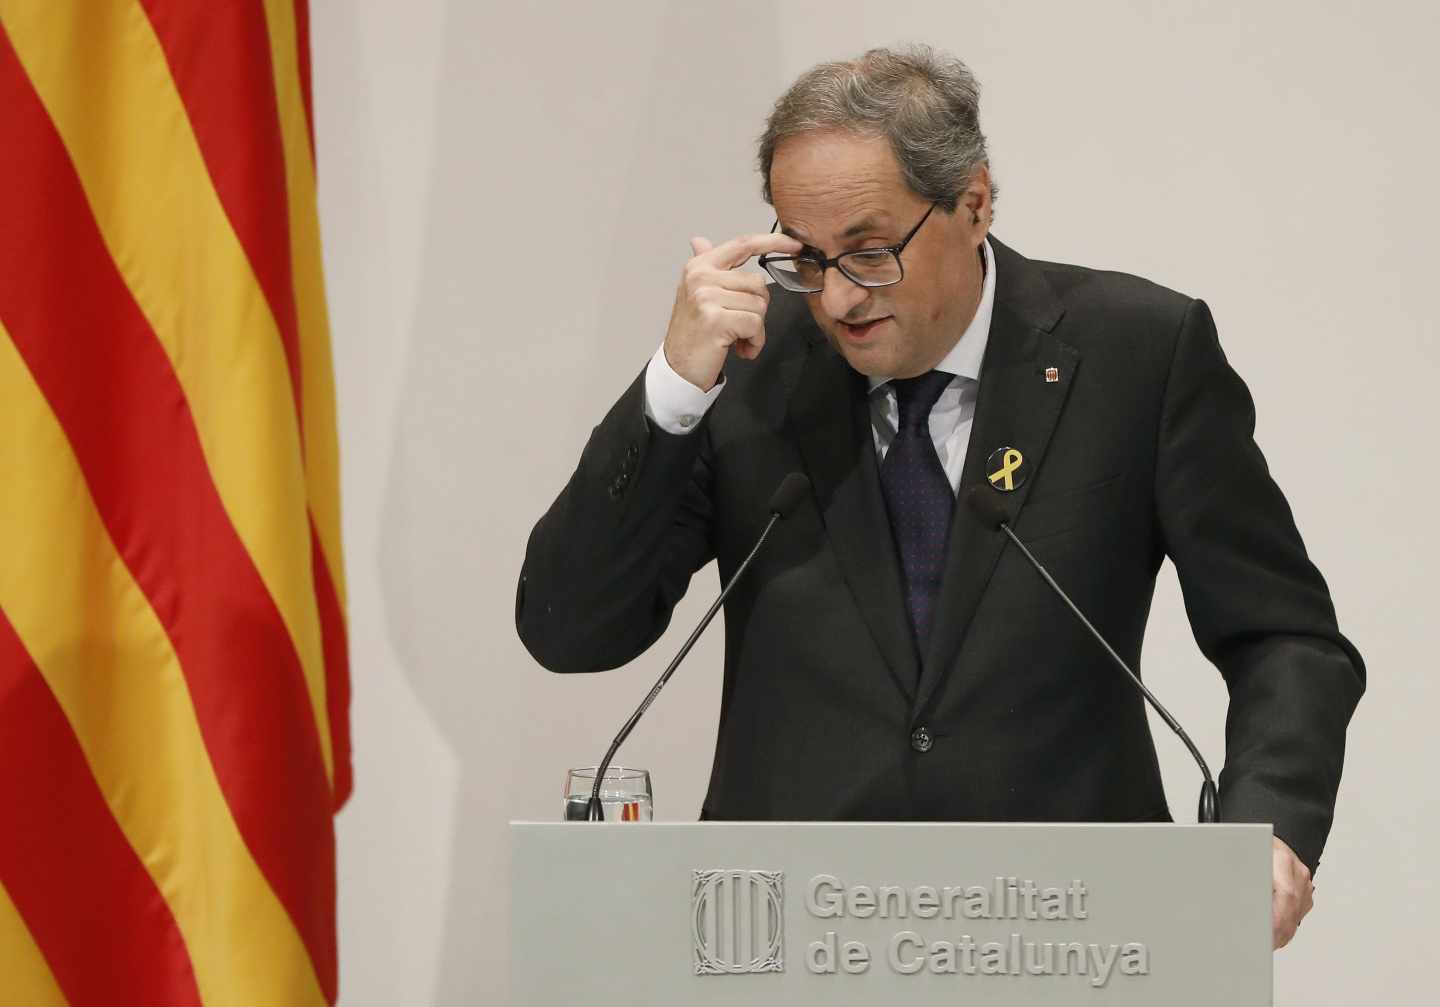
left=510, top=822, right=1271, bottom=1005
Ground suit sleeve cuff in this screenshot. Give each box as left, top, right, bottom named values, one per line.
left=643, top=344, right=724, bottom=435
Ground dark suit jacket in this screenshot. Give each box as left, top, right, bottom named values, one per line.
left=516, top=236, right=1365, bottom=873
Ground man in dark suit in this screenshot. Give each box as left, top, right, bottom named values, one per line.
left=515, top=45, right=1363, bottom=950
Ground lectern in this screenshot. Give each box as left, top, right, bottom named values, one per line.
left=510, top=821, right=1271, bottom=1005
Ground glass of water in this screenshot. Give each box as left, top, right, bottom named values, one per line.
left=564, top=767, right=653, bottom=822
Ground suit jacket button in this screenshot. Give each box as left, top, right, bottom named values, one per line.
left=910, top=727, right=933, bottom=753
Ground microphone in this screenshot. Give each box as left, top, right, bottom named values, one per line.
left=962, top=485, right=1220, bottom=824
left=584, top=472, right=812, bottom=820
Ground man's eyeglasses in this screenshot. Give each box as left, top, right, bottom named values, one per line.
left=758, top=202, right=938, bottom=293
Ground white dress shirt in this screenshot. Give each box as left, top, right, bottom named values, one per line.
left=644, top=239, right=997, bottom=493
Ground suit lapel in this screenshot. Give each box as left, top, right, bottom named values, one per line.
left=785, top=337, right=920, bottom=698
left=914, top=238, right=1081, bottom=715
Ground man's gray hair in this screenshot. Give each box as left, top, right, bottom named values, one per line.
left=758, top=45, right=997, bottom=213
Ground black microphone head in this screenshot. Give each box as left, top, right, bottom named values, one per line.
left=963, top=484, right=1011, bottom=530
left=768, top=472, right=812, bottom=518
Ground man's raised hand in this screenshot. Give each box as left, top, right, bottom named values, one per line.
left=662, top=232, right=803, bottom=392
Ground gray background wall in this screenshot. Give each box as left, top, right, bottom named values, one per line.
left=310, top=2, right=1438, bottom=1002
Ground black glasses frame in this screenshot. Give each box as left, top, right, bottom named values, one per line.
left=758, top=202, right=939, bottom=292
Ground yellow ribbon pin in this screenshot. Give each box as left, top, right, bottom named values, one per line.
left=987, top=448, right=1025, bottom=491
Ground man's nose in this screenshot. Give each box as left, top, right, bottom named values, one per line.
left=818, top=265, right=868, bottom=321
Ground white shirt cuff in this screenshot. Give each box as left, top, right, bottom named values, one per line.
left=643, top=344, right=724, bottom=434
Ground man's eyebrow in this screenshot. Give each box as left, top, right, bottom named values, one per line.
left=840, top=217, right=884, bottom=239
left=779, top=225, right=813, bottom=246
left=780, top=217, right=888, bottom=248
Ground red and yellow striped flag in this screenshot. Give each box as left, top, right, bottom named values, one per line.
left=0, top=2, right=350, bottom=1004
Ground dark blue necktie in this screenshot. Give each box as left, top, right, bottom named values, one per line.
left=879, top=371, right=955, bottom=657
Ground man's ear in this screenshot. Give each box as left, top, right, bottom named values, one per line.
left=961, top=164, right=994, bottom=232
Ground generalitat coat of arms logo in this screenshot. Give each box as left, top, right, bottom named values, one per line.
left=691, top=869, right=785, bottom=975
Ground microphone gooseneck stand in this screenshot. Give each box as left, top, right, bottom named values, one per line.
left=964, top=487, right=1219, bottom=824
left=586, top=473, right=811, bottom=821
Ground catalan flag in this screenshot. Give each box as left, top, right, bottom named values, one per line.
left=0, top=2, right=349, bottom=1004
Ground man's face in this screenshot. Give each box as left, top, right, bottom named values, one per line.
left=768, top=130, right=990, bottom=379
